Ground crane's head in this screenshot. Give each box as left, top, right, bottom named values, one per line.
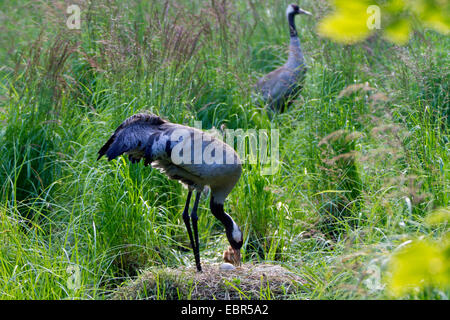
left=224, top=219, right=243, bottom=266
left=286, top=4, right=312, bottom=16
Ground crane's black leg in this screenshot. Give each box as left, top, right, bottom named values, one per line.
left=190, top=190, right=202, bottom=272
left=182, top=190, right=198, bottom=271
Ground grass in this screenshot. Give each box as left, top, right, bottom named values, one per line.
left=0, top=0, right=448, bottom=299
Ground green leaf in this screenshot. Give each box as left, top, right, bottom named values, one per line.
left=318, top=0, right=449, bottom=45
left=384, top=18, right=412, bottom=44
left=318, top=1, right=373, bottom=44
left=425, top=207, right=450, bottom=226
left=387, top=239, right=450, bottom=296
left=410, top=0, right=450, bottom=34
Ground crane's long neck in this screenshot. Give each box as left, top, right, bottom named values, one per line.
left=288, top=11, right=298, bottom=38
left=210, top=196, right=242, bottom=249
left=286, top=13, right=304, bottom=70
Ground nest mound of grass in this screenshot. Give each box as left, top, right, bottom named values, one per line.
left=112, top=263, right=304, bottom=300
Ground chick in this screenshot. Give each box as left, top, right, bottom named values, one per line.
left=223, top=246, right=241, bottom=267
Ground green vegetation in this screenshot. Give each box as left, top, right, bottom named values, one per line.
left=0, top=0, right=448, bottom=299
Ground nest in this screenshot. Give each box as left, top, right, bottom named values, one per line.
left=112, top=263, right=304, bottom=300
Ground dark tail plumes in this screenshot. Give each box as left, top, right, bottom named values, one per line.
left=97, top=113, right=166, bottom=162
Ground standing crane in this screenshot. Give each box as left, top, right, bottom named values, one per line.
left=255, top=4, right=312, bottom=113
left=97, top=113, right=243, bottom=272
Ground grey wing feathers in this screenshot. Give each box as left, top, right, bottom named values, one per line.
left=97, top=113, right=167, bottom=165
left=257, top=68, right=296, bottom=105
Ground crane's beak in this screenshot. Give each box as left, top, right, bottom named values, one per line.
left=299, top=8, right=312, bottom=16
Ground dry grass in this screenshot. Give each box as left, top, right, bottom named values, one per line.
left=112, top=263, right=304, bottom=300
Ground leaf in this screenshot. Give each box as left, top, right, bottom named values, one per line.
left=425, top=207, right=450, bottom=226
left=318, top=0, right=450, bottom=45
left=387, top=239, right=450, bottom=296
left=384, top=18, right=412, bottom=44
left=410, top=0, right=450, bottom=34
left=318, top=1, right=373, bottom=44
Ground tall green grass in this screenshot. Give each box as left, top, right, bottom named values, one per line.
left=0, top=0, right=448, bottom=299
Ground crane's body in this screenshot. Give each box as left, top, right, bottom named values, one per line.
left=98, top=113, right=243, bottom=271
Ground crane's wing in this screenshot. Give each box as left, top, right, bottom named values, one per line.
left=97, top=113, right=170, bottom=165
left=256, top=68, right=294, bottom=101
left=255, top=65, right=306, bottom=112
left=98, top=114, right=242, bottom=192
